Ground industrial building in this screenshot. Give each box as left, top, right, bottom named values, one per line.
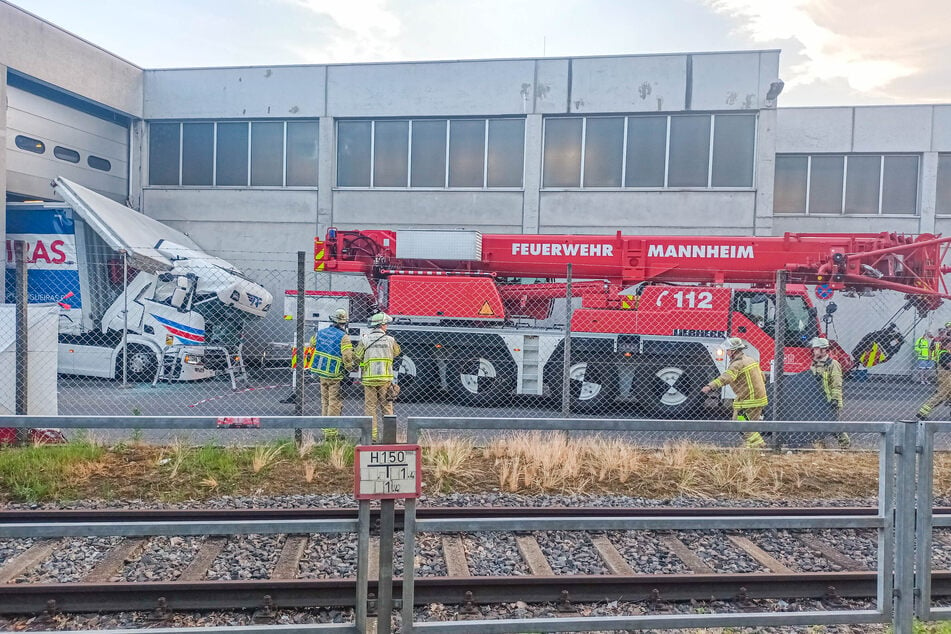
left=3, top=0, right=950, bottom=370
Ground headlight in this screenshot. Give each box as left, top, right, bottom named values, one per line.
left=230, top=290, right=241, bottom=302
left=183, top=354, right=203, bottom=365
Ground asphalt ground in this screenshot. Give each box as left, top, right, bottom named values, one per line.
left=45, top=369, right=941, bottom=448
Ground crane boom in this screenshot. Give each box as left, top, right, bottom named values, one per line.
left=320, top=229, right=951, bottom=299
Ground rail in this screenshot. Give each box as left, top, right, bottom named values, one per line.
left=405, top=417, right=896, bottom=633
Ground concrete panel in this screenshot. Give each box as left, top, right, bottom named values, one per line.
left=776, top=108, right=854, bottom=153
left=931, top=106, right=951, bottom=151
left=690, top=52, right=763, bottom=111
left=326, top=60, right=536, bottom=117
left=331, top=190, right=523, bottom=231
left=853, top=106, right=933, bottom=152
left=569, top=55, right=686, bottom=113
left=0, top=2, right=142, bottom=117
left=144, top=66, right=326, bottom=119
left=1, top=63, right=7, bottom=253
left=533, top=59, right=569, bottom=114
left=538, top=191, right=756, bottom=234
left=772, top=214, right=922, bottom=235
left=143, top=188, right=319, bottom=226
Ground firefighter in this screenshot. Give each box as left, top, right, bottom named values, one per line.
left=310, top=308, right=357, bottom=440
left=918, top=323, right=951, bottom=420
left=355, top=312, right=401, bottom=441
left=914, top=331, right=935, bottom=385
left=701, top=337, right=768, bottom=448
left=809, top=337, right=849, bottom=449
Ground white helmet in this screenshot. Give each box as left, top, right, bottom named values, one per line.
left=331, top=308, right=349, bottom=324
left=369, top=312, right=392, bottom=327
left=723, top=337, right=747, bottom=351
left=810, top=337, right=830, bottom=349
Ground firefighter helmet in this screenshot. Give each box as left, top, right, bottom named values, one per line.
left=945, top=321, right=951, bottom=329
left=369, top=312, right=392, bottom=327
left=723, top=337, right=747, bottom=351
left=331, top=308, right=349, bottom=324
left=809, top=337, right=830, bottom=349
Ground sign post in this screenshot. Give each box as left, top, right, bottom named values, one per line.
left=356, top=415, right=420, bottom=633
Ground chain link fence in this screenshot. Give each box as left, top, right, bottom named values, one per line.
left=6, top=241, right=951, bottom=448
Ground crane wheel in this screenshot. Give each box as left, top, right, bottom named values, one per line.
left=450, top=353, right=514, bottom=406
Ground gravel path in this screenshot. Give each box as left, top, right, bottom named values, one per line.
left=533, top=530, right=607, bottom=575
left=462, top=532, right=530, bottom=576
left=0, top=537, right=35, bottom=566
left=751, top=529, right=842, bottom=572
left=298, top=533, right=358, bottom=579
left=606, top=530, right=690, bottom=574
left=25, top=536, right=123, bottom=583
left=121, top=536, right=203, bottom=582
left=676, top=530, right=768, bottom=573
left=205, top=534, right=285, bottom=580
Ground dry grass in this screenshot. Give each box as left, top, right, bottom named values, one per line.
left=422, top=434, right=477, bottom=492
left=297, top=433, right=318, bottom=459
left=251, top=444, right=286, bottom=474
left=2, top=433, right=941, bottom=503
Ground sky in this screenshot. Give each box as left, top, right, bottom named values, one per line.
left=9, top=0, right=951, bottom=107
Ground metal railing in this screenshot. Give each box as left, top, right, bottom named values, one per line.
left=403, top=417, right=897, bottom=634
left=0, top=415, right=374, bottom=634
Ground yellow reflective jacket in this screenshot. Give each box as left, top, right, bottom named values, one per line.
left=708, top=353, right=768, bottom=410
left=810, top=357, right=843, bottom=408
left=354, top=328, right=401, bottom=386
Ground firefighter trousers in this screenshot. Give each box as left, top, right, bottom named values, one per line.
left=733, top=407, right=765, bottom=448
left=919, top=371, right=951, bottom=419
left=364, top=384, right=393, bottom=440
left=318, top=378, right=345, bottom=440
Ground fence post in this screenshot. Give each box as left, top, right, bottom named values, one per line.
left=561, top=263, right=573, bottom=418
left=771, top=269, right=786, bottom=424
left=14, top=241, right=28, bottom=444
left=294, top=251, right=306, bottom=445
left=120, top=250, right=130, bottom=388
left=377, top=413, right=398, bottom=634
left=915, top=420, right=933, bottom=621
left=893, top=419, right=918, bottom=634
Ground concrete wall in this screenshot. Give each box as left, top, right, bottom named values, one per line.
left=0, top=1, right=142, bottom=117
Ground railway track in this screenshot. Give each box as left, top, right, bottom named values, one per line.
left=1, top=506, right=947, bottom=616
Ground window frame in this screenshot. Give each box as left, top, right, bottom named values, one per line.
left=334, top=117, right=526, bottom=190
left=774, top=153, right=920, bottom=216
left=146, top=119, right=318, bottom=189
left=540, top=112, right=757, bottom=190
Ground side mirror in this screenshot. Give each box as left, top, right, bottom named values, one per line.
left=825, top=302, right=838, bottom=315
left=170, top=277, right=190, bottom=310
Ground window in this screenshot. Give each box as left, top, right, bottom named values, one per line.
left=53, top=146, right=80, bottom=163
left=487, top=119, right=525, bottom=187
left=87, top=156, right=112, bottom=172
left=625, top=116, right=666, bottom=187
left=583, top=117, right=624, bottom=187
left=774, top=154, right=919, bottom=215
left=774, top=155, right=808, bottom=213
left=449, top=119, right=485, bottom=188
left=182, top=122, right=213, bottom=186
left=410, top=120, right=447, bottom=188
left=938, top=154, right=951, bottom=215
left=374, top=120, right=409, bottom=187
left=336, top=118, right=525, bottom=189
left=15, top=135, right=45, bottom=154
left=285, top=121, right=318, bottom=187
left=250, top=122, right=283, bottom=186
left=216, top=122, right=249, bottom=186
left=542, top=113, right=756, bottom=188
left=712, top=115, right=756, bottom=187
left=148, top=120, right=319, bottom=187
left=543, top=118, right=582, bottom=187
left=149, top=122, right=180, bottom=186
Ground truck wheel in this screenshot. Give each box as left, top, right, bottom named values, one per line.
left=395, top=352, right=435, bottom=402
left=566, top=360, right=616, bottom=413
left=643, top=358, right=707, bottom=419
left=450, top=354, right=513, bottom=406
left=117, top=345, right=158, bottom=382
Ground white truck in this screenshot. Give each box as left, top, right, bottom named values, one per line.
left=5, top=177, right=273, bottom=382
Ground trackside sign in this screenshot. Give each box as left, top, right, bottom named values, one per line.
left=648, top=244, right=755, bottom=259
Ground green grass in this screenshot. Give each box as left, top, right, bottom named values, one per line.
left=0, top=441, right=105, bottom=502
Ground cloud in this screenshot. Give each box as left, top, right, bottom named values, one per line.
left=704, top=0, right=951, bottom=103
left=280, top=0, right=404, bottom=63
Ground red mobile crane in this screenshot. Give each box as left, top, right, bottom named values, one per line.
left=310, top=229, right=951, bottom=416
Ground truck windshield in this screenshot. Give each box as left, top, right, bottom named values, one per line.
left=733, top=291, right=818, bottom=346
